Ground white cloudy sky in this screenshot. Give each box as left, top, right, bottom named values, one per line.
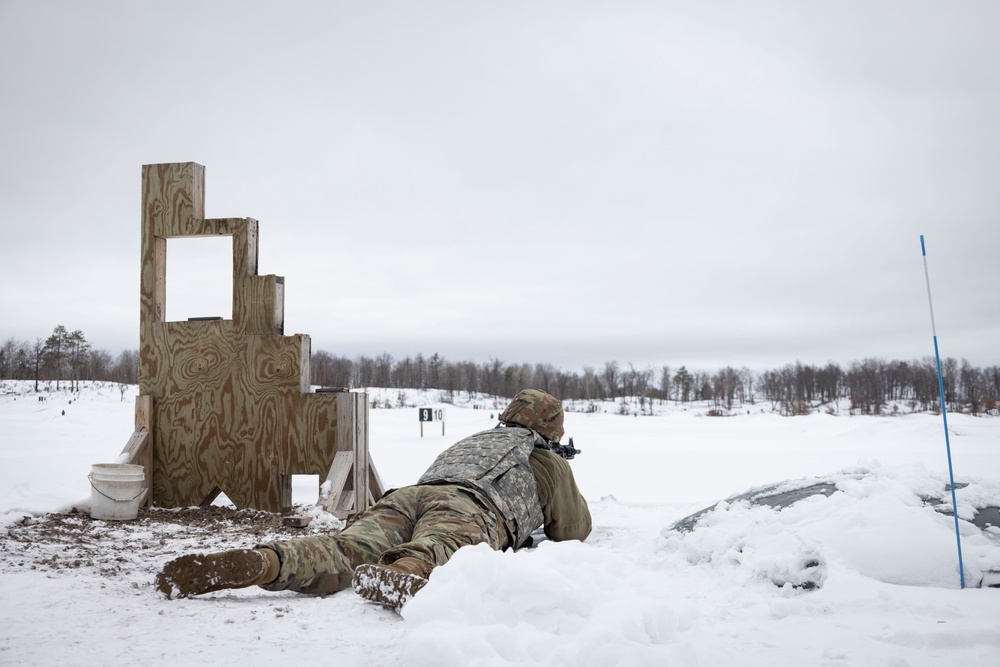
left=1, top=1, right=997, bottom=373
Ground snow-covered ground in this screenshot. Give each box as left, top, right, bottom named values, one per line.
left=1, top=381, right=998, bottom=666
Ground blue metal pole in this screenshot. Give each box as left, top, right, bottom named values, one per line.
left=920, top=234, right=966, bottom=589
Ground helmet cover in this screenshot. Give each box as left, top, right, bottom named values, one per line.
left=500, top=389, right=564, bottom=443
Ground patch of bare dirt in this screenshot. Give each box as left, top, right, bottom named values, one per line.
left=0, top=507, right=338, bottom=582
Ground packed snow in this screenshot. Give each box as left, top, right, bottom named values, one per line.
left=1, top=381, right=998, bottom=666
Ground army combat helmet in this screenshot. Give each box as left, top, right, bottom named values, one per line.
left=500, top=389, right=564, bottom=443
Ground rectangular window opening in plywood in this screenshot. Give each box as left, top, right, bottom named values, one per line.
left=165, top=237, right=233, bottom=322
left=292, top=474, right=320, bottom=507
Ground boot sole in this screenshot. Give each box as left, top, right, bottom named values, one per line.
left=155, top=550, right=264, bottom=599
left=353, top=564, right=427, bottom=610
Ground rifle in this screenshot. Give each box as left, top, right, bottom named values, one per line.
left=500, top=421, right=582, bottom=460
left=548, top=437, right=581, bottom=460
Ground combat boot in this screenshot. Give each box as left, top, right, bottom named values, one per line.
left=353, top=557, right=429, bottom=610
left=155, top=547, right=280, bottom=599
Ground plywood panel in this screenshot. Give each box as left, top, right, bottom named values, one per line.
left=138, top=162, right=382, bottom=512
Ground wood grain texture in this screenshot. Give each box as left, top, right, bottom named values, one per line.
left=138, top=162, right=383, bottom=512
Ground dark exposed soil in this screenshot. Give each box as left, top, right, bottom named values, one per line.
left=0, top=506, right=331, bottom=581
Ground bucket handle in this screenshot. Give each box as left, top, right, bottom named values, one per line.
left=88, top=474, right=145, bottom=503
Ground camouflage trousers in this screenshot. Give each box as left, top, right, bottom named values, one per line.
left=258, top=484, right=507, bottom=595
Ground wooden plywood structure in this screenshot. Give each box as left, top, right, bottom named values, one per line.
left=123, top=161, right=383, bottom=514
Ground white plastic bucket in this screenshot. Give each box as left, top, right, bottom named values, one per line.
left=89, top=463, right=145, bottom=520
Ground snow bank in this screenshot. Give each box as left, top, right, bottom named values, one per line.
left=662, top=464, right=1000, bottom=589
left=402, top=541, right=689, bottom=667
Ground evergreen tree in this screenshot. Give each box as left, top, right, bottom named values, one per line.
left=68, top=329, right=91, bottom=391
left=44, top=325, right=70, bottom=390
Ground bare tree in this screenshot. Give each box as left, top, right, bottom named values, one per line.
left=659, top=365, right=672, bottom=404
left=32, top=338, right=45, bottom=390
left=602, top=361, right=620, bottom=400
left=739, top=366, right=755, bottom=405
left=960, top=359, right=986, bottom=415
left=534, top=363, right=557, bottom=395
left=414, top=354, right=427, bottom=389
left=941, top=357, right=959, bottom=412
left=373, top=353, right=393, bottom=388
left=480, top=358, right=504, bottom=398
left=580, top=367, right=598, bottom=401
left=354, top=355, right=375, bottom=387
left=555, top=370, right=573, bottom=400
left=458, top=361, right=480, bottom=398
left=88, top=349, right=113, bottom=382
left=0, top=338, right=18, bottom=378
left=310, top=351, right=352, bottom=387
left=113, top=350, right=140, bottom=384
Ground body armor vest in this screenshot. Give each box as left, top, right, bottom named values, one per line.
left=417, top=426, right=545, bottom=548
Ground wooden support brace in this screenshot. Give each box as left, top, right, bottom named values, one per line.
left=134, top=395, right=154, bottom=507
left=368, top=452, right=385, bottom=503
left=114, top=394, right=155, bottom=508
left=118, top=430, right=152, bottom=508
left=320, top=450, right=356, bottom=518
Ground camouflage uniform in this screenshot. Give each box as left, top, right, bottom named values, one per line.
left=259, top=425, right=589, bottom=596
left=260, top=483, right=505, bottom=595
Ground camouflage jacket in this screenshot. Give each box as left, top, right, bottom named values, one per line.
left=418, top=426, right=545, bottom=548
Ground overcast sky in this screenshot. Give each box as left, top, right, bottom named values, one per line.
left=2, top=1, right=998, bottom=373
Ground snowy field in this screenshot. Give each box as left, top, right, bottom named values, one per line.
left=1, top=381, right=998, bottom=666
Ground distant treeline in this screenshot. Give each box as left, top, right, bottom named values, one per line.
left=1, top=328, right=138, bottom=391
left=313, top=351, right=1000, bottom=417
left=3, top=329, right=997, bottom=416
